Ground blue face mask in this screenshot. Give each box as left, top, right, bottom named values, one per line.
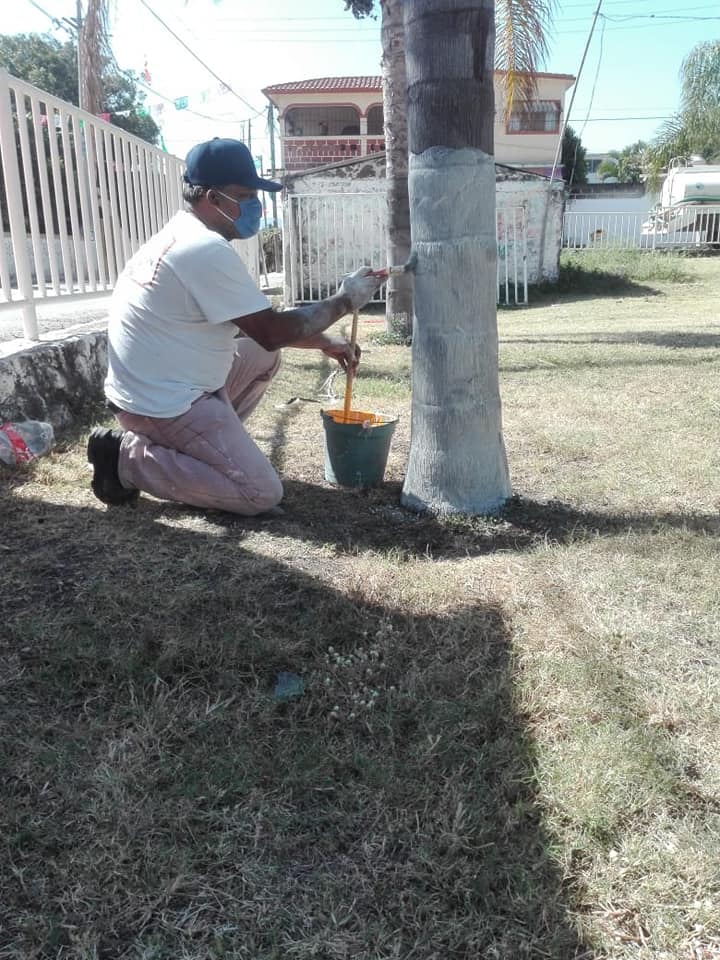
left=215, top=190, right=263, bottom=239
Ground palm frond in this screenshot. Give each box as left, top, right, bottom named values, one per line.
left=645, top=116, right=693, bottom=190
left=495, top=0, right=557, bottom=116
left=343, top=0, right=376, bottom=19
left=680, top=40, right=720, bottom=114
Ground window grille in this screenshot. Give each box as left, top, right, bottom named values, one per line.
left=508, top=100, right=560, bottom=133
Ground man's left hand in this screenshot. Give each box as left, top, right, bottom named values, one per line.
left=321, top=336, right=361, bottom=373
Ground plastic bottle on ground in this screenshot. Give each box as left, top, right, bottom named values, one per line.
left=0, top=421, right=55, bottom=466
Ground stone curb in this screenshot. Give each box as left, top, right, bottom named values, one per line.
left=0, top=330, right=108, bottom=428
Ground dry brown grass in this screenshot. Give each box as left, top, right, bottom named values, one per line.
left=1, top=255, right=719, bottom=959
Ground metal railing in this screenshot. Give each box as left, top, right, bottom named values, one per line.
left=563, top=205, right=720, bottom=250
left=282, top=136, right=385, bottom=172
left=0, top=68, right=185, bottom=339
left=496, top=205, right=528, bottom=306
left=283, top=192, right=529, bottom=307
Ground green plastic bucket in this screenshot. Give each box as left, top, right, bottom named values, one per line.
left=321, top=409, right=398, bottom=488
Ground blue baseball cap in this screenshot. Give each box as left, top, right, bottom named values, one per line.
left=183, top=138, right=282, bottom=192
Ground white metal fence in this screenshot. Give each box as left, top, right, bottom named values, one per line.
left=496, top=205, right=528, bottom=306
left=284, top=192, right=529, bottom=308
left=563, top=205, right=720, bottom=250
left=0, top=68, right=185, bottom=340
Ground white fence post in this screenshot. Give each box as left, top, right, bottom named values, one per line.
left=0, top=70, right=186, bottom=337
left=285, top=192, right=529, bottom=306
left=562, top=206, right=720, bottom=251
left=0, top=68, right=39, bottom=340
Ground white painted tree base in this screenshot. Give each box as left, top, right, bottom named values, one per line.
left=401, top=145, right=511, bottom=516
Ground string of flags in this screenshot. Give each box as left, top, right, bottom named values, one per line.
left=170, top=82, right=232, bottom=112
left=134, top=55, right=246, bottom=126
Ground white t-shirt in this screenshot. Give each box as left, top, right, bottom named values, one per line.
left=105, top=211, right=270, bottom=418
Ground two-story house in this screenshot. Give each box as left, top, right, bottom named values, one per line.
left=262, top=72, right=576, bottom=177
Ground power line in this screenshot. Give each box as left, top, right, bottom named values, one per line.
left=162, top=19, right=719, bottom=42
left=136, top=0, right=265, bottom=118
left=550, top=0, right=604, bottom=184
left=578, top=16, right=605, bottom=143
left=574, top=115, right=673, bottom=121
left=605, top=13, right=720, bottom=20
left=188, top=4, right=717, bottom=32
left=568, top=16, right=606, bottom=188
left=25, top=0, right=75, bottom=38
left=203, top=0, right=683, bottom=17
left=23, top=0, right=263, bottom=129
left=132, top=74, right=246, bottom=126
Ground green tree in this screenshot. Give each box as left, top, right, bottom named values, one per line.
left=614, top=140, right=647, bottom=183
left=0, top=31, right=159, bottom=145
left=562, top=124, right=587, bottom=187
left=596, top=158, right=619, bottom=182
left=597, top=141, right=647, bottom=184
left=647, top=40, right=720, bottom=184
left=104, top=71, right=160, bottom=144
left=0, top=33, right=77, bottom=102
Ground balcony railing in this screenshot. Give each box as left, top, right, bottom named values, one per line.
left=282, top=136, right=385, bottom=172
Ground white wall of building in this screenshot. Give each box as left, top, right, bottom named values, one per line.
left=281, top=156, right=564, bottom=300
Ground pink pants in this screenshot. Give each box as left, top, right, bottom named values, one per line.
left=115, top=340, right=283, bottom=515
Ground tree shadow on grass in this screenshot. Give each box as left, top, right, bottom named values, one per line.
left=526, top=277, right=662, bottom=307
left=502, top=353, right=719, bottom=375
left=222, top=481, right=718, bottom=561
left=502, top=331, right=720, bottom=350
left=78, top=480, right=718, bottom=564
left=0, top=492, right=595, bottom=958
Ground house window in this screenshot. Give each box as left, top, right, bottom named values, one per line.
left=507, top=100, right=561, bottom=133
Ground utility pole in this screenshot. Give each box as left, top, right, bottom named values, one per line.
left=538, top=0, right=603, bottom=278
left=247, top=118, right=252, bottom=153
left=549, top=0, right=604, bottom=184
left=268, top=102, right=278, bottom=227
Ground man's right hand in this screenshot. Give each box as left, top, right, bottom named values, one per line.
left=339, top=266, right=385, bottom=312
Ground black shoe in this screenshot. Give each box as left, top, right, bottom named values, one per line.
left=87, top=427, right=139, bottom=506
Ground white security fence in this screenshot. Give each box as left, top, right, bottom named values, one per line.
left=0, top=68, right=185, bottom=340
left=283, top=192, right=529, bottom=308
left=563, top=205, right=720, bottom=250
left=496, top=205, right=528, bottom=306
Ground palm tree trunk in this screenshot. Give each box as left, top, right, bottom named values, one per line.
left=380, top=0, right=413, bottom=337
left=401, top=0, right=511, bottom=515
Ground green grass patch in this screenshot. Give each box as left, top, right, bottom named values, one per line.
left=544, top=248, right=697, bottom=297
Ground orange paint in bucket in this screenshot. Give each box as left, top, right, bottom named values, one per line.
left=321, top=408, right=399, bottom=487
left=325, top=409, right=386, bottom=427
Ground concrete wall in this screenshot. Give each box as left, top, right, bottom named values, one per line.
left=563, top=194, right=659, bottom=247
left=283, top=155, right=565, bottom=298
left=567, top=194, right=657, bottom=214
left=0, top=330, right=108, bottom=427
left=497, top=179, right=565, bottom=283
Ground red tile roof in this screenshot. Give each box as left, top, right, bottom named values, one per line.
left=263, top=72, right=575, bottom=98
left=263, top=77, right=383, bottom=96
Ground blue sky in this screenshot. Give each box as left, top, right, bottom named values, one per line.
left=4, top=0, right=718, bottom=164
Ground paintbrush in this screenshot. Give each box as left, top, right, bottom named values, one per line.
left=342, top=253, right=417, bottom=422
left=369, top=250, right=418, bottom=280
